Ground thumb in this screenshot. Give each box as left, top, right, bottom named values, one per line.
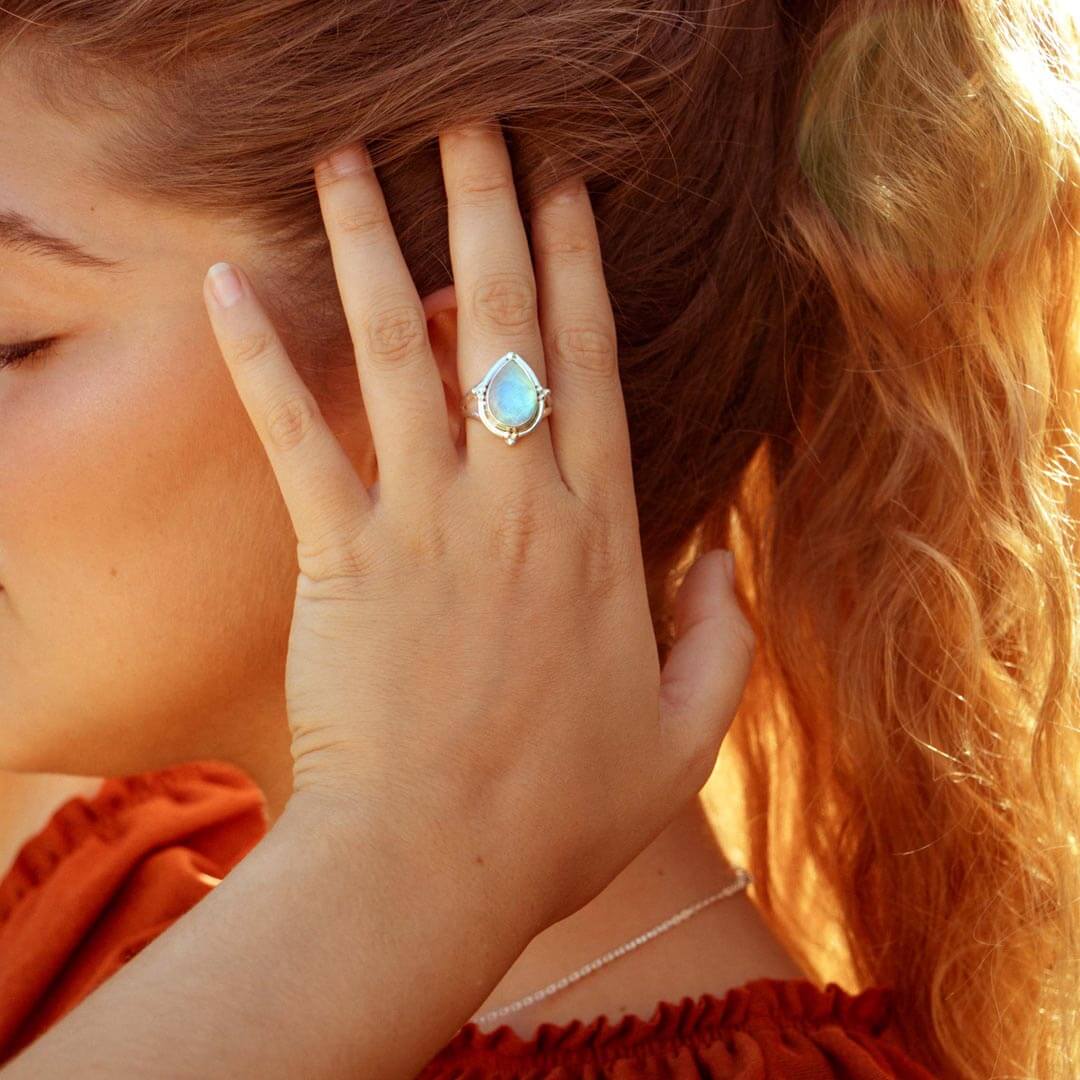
left=657, top=548, right=756, bottom=788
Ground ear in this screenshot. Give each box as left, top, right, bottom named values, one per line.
left=420, top=284, right=463, bottom=446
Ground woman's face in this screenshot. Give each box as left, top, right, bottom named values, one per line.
left=0, top=61, right=399, bottom=799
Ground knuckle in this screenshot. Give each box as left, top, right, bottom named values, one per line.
left=471, top=271, right=537, bottom=332
left=229, top=330, right=274, bottom=370
left=578, top=511, right=631, bottom=601
left=332, top=203, right=391, bottom=241
left=296, top=533, right=374, bottom=589
left=534, top=231, right=598, bottom=267
left=366, top=302, right=428, bottom=367
left=481, top=492, right=550, bottom=571
left=265, top=393, right=320, bottom=452
left=549, top=323, right=618, bottom=378
left=400, top=520, right=450, bottom=565
left=457, top=168, right=514, bottom=204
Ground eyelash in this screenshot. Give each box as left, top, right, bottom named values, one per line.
left=0, top=339, right=55, bottom=370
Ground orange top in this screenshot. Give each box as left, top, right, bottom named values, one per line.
left=0, top=761, right=939, bottom=1078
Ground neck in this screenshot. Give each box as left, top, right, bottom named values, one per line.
left=467, top=793, right=806, bottom=1035
left=200, top=689, right=294, bottom=827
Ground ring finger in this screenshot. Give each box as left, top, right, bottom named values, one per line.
left=439, top=121, right=557, bottom=479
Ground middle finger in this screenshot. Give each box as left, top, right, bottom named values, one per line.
left=316, top=143, right=459, bottom=499
left=440, top=121, right=558, bottom=478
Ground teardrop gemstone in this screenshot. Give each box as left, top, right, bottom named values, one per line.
left=486, top=356, right=539, bottom=428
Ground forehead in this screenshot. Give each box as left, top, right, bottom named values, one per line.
left=0, top=53, right=228, bottom=275
left=0, top=60, right=138, bottom=263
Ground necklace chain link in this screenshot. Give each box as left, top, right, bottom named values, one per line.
left=469, top=866, right=753, bottom=1027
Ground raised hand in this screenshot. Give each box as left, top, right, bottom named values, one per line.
left=201, top=120, right=755, bottom=935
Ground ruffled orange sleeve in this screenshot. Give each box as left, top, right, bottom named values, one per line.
left=417, top=978, right=940, bottom=1078
left=0, top=760, right=267, bottom=1064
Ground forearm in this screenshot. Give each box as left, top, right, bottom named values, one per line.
left=1, top=792, right=532, bottom=1079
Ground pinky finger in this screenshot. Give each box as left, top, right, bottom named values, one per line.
left=658, top=548, right=756, bottom=798
left=203, top=261, right=373, bottom=561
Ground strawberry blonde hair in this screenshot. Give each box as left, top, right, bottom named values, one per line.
left=2, top=1, right=1078, bottom=1076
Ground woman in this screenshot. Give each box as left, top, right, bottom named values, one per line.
left=0, top=1, right=1077, bottom=1077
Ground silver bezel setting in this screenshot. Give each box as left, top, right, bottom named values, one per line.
left=462, top=351, right=552, bottom=446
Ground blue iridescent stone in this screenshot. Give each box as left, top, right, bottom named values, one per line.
left=486, top=357, right=538, bottom=427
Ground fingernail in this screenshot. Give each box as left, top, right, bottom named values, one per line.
left=208, top=262, right=243, bottom=308
left=326, top=143, right=370, bottom=177
left=548, top=174, right=586, bottom=204
left=719, top=549, right=735, bottom=585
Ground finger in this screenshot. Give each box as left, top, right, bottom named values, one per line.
left=204, top=260, right=372, bottom=558
left=439, top=121, right=557, bottom=476
left=658, top=549, right=755, bottom=798
left=530, top=174, right=632, bottom=516
left=315, top=143, right=458, bottom=497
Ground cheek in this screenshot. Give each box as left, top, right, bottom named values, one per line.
left=2, top=334, right=290, bottom=600
left=0, top=332, right=299, bottom=772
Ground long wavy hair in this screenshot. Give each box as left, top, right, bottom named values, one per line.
left=2, top=1, right=1078, bottom=1076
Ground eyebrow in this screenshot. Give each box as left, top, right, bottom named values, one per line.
left=0, top=209, right=127, bottom=272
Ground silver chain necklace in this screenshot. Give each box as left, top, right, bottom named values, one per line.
left=468, top=866, right=753, bottom=1028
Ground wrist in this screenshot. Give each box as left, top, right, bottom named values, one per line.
left=279, top=785, right=538, bottom=974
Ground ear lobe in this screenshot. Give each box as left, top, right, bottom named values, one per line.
left=421, top=284, right=463, bottom=446
left=422, top=283, right=457, bottom=321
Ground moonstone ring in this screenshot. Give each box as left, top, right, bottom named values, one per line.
left=461, top=351, right=552, bottom=446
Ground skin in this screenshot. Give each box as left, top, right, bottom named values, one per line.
left=0, top=57, right=804, bottom=1040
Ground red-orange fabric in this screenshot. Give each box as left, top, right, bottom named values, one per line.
left=0, top=762, right=939, bottom=1078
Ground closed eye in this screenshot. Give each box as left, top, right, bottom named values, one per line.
left=0, top=339, right=55, bottom=370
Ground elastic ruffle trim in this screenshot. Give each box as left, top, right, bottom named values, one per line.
left=439, top=976, right=898, bottom=1061
left=0, top=760, right=261, bottom=924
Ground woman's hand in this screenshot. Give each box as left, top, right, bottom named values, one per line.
left=0, top=121, right=757, bottom=1080
left=202, top=120, right=755, bottom=936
